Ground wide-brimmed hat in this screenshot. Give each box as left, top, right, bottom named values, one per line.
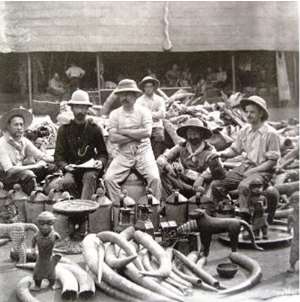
left=0, top=107, right=33, bottom=130
left=177, top=118, right=212, bottom=139
left=68, top=89, right=93, bottom=107
left=240, top=95, right=269, bottom=120
left=114, top=79, right=142, bottom=95
left=139, top=76, right=160, bottom=88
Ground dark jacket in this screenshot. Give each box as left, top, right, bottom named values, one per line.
left=54, top=118, right=108, bottom=170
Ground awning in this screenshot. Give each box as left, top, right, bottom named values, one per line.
left=0, top=1, right=298, bottom=53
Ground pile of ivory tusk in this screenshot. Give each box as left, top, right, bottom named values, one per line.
left=16, top=226, right=263, bottom=302
left=16, top=257, right=95, bottom=301
left=83, top=227, right=263, bottom=301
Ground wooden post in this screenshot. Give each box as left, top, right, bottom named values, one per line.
left=27, top=53, right=33, bottom=109
left=96, top=53, right=102, bottom=105
left=293, top=52, right=298, bottom=106
left=231, top=54, right=236, bottom=93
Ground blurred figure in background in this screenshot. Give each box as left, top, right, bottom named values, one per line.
left=137, top=76, right=166, bottom=158
left=65, top=62, right=85, bottom=93
left=47, top=73, right=65, bottom=100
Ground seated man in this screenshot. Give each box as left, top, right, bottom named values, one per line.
left=104, top=79, right=161, bottom=204
left=0, top=108, right=54, bottom=195
left=157, top=118, right=224, bottom=199
left=54, top=90, right=108, bottom=199
left=211, top=96, right=280, bottom=221
left=47, top=73, right=65, bottom=99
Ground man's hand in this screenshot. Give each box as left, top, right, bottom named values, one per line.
left=165, top=164, right=177, bottom=177
left=217, top=151, right=227, bottom=160
left=118, top=128, right=130, bottom=136
left=157, top=156, right=167, bottom=168
left=94, top=160, right=103, bottom=170
left=193, top=177, right=205, bottom=191
left=173, top=162, right=184, bottom=175
left=36, top=160, right=48, bottom=169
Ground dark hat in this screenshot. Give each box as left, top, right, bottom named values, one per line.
left=114, top=79, right=142, bottom=95
left=240, top=95, right=269, bottom=120
left=0, top=107, right=33, bottom=130
left=139, top=76, right=160, bottom=88
left=177, top=118, right=212, bottom=140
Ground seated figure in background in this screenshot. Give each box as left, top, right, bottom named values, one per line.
left=47, top=73, right=65, bottom=99
left=136, top=76, right=166, bottom=158
left=165, top=64, right=180, bottom=87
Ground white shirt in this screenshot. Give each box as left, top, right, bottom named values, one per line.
left=108, top=105, right=153, bottom=156
left=136, top=93, right=166, bottom=128
left=65, top=66, right=85, bottom=79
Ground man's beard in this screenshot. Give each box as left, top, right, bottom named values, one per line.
left=189, top=138, right=202, bottom=145
left=74, top=113, right=86, bottom=122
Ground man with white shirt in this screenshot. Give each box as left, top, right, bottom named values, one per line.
left=211, top=96, right=280, bottom=221
left=136, top=76, right=166, bottom=158
left=65, top=62, right=85, bottom=92
left=104, top=79, right=161, bottom=205
left=0, top=108, right=54, bottom=194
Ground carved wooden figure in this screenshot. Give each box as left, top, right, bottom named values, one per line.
left=32, top=211, right=61, bottom=290
left=177, top=209, right=263, bottom=257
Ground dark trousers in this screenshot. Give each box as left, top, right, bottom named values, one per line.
left=59, top=169, right=100, bottom=200
left=0, top=169, right=37, bottom=195
left=151, top=127, right=166, bottom=159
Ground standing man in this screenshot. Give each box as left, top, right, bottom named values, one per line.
left=0, top=108, right=54, bottom=194
left=54, top=89, right=108, bottom=199
left=136, top=76, right=166, bottom=158
left=211, top=96, right=280, bottom=221
left=65, top=62, right=85, bottom=93
left=104, top=79, right=161, bottom=204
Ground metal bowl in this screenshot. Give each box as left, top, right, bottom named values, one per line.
left=216, top=263, right=239, bottom=279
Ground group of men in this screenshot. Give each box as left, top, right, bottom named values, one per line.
left=0, top=76, right=280, bottom=221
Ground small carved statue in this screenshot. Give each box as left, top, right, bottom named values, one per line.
left=248, top=179, right=268, bottom=240
left=31, top=211, right=61, bottom=291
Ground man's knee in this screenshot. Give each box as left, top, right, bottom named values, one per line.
left=82, top=171, right=98, bottom=183
left=238, top=183, right=250, bottom=196
left=19, top=169, right=36, bottom=181
left=103, top=171, right=114, bottom=184
left=60, top=173, right=76, bottom=187
left=211, top=179, right=225, bottom=196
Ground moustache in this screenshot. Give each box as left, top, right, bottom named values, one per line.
left=188, top=138, right=202, bottom=144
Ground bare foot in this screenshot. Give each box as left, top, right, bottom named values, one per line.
left=287, top=266, right=296, bottom=273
